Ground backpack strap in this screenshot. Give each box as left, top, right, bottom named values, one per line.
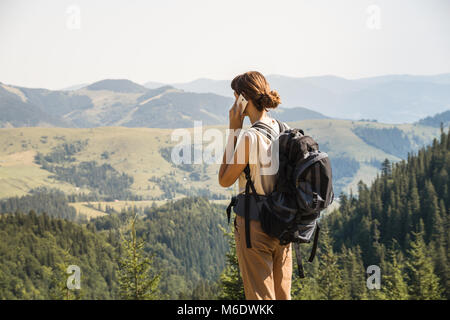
left=244, top=167, right=252, bottom=248
left=243, top=164, right=260, bottom=248
left=293, top=222, right=320, bottom=278
left=226, top=195, right=237, bottom=224
left=224, top=165, right=259, bottom=249
left=308, top=222, right=320, bottom=262
left=314, top=162, right=321, bottom=210
left=311, top=162, right=326, bottom=210
left=242, top=120, right=282, bottom=248
left=275, top=119, right=287, bottom=133
left=232, top=120, right=279, bottom=248
left=293, top=242, right=305, bottom=278
left=251, top=122, right=277, bottom=141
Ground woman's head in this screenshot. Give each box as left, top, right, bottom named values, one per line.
left=231, top=71, right=281, bottom=112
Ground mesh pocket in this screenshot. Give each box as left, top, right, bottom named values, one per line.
left=293, top=219, right=317, bottom=243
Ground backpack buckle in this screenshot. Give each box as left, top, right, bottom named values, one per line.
left=312, top=192, right=324, bottom=210
left=226, top=196, right=237, bottom=224
left=312, top=192, right=320, bottom=210
left=244, top=164, right=251, bottom=181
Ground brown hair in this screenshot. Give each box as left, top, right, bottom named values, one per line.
left=231, top=71, right=281, bottom=111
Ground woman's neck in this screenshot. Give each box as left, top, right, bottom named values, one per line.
left=248, top=110, right=269, bottom=125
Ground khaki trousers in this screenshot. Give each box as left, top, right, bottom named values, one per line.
left=234, top=214, right=292, bottom=300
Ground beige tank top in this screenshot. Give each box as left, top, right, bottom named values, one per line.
left=235, top=117, right=288, bottom=195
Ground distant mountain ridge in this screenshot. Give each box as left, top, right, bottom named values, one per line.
left=85, top=79, right=147, bottom=93
left=270, top=106, right=328, bottom=122
left=0, top=79, right=328, bottom=129
left=416, top=110, right=450, bottom=128
left=148, top=73, right=450, bottom=124
left=2, top=73, right=450, bottom=129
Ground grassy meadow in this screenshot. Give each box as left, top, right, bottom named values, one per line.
left=0, top=120, right=440, bottom=217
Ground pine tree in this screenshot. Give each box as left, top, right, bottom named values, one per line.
left=405, top=222, right=443, bottom=300
left=191, top=280, right=219, bottom=300
left=217, top=226, right=245, bottom=300
left=432, top=199, right=449, bottom=299
left=409, top=176, right=421, bottom=225
left=49, top=249, right=82, bottom=300
left=421, top=180, right=440, bottom=242
left=340, top=245, right=368, bottom=299
left=118, top=213, right=161, bottom=300
left=381, top=158, right=392, bottom=176
left=317, top=227, right=348, bottom=299
left=382, top=242, right=408, bottom=300
left=291, top=275, right=321, bottom=300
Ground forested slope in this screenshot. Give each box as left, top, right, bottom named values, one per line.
left=0, top=211, right=119, bottom=299
left=310, top=125, right=450, bottom=299
left=0, top=126, right=448, bottom=300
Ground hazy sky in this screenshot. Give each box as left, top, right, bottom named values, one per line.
left=1, top=0, right=449, bottom=90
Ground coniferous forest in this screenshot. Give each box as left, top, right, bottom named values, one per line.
left=0, top=126, right=448, bottom=300
left=320, top=124, right=449, bottom=299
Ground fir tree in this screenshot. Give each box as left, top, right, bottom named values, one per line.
left=340, top=245, right=368, bottom=299
left=291, top=276, right=321, bottom=300
left=405, top=222, right=443, bottom=300
left=381, top=158, right=392, bottom=176
left=317, top=227, right=348, bottom=299
left=421, top=180, right=440, bottom=242
left=382, top=242, right=408, bottom=300
left=191, top=280, right=219, bottom=300
left=49, top=250, right=82, bottom=300
left=118, top=213, right=161, bottom=300
left=217, top=226, right=245, bottom=300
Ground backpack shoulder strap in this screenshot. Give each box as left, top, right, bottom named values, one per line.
left=243, top=164, right=260, bottom=249
left=251, top=122, right=277, bottom=141
left=242, top=120, right=278, bottom=248
left=308, top=222, right=320, bottom=262
left=275, top=119, right=288, bottom=133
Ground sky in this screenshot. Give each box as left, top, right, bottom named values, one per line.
left=0, top=0, right=449, bottom=90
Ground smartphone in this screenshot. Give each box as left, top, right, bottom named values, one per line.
left=237, top=94, right=248, bottom=115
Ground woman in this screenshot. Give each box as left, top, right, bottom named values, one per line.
left=218, top=71, right=292, bottom=300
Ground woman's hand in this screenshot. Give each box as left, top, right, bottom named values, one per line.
left=229, top=92, right=244, bottom=130
left=218, top=91, right=250, bottom=188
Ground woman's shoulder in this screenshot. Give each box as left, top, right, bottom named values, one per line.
left=242, top=127, right=260, bottom=144
left=251, top=117, right=286, bottom=136
left=235, top=127, right=258, bottom=149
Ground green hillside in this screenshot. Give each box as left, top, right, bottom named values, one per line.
left=0, top=120, right=440, bottom=204
left=0, top=196, right=228, bottom=299
left=0, top=210, right=119, bottom=299
left=1, top=121, right=447, bottom=300
left=285, top=119, right=440, bottom=195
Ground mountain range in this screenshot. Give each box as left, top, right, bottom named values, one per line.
left=2, top=73, right=449, bottom=129
left=145, top=73, right=450, bottom=124
left=0, top=79, right=328, bottom=129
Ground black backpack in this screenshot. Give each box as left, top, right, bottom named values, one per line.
left=226, top=119, right=334, bottom=278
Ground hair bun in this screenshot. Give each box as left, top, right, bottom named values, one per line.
left=259, top=90, right=281, bottom=109
left=231, top=71, right=282, bottom=111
